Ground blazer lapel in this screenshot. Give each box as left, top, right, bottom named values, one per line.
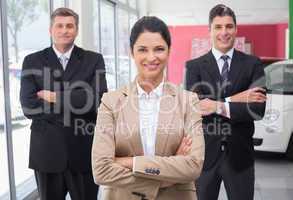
left=203, top=51, right=222, bottom=87
left=228, top=50, right=245, bottom=93
left=63, top=46, right=83, bottom=81
left=155, top=82, right=177, bottom=156
left=122, top=81, right=178, bottom=156
left=45, top=47, right=64, bottom=72
left=121, top=83, right=144, bottom=156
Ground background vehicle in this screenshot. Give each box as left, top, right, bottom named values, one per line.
left=254, top=60, right=293, bottom=160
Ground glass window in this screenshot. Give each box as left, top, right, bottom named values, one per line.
left=117, top=8, right=130, bottom=87
left=128, top=0, right=137, bottom=9
left=0, top=16, right=10, bottom=199
left=119, top=0, right=127, bottom=4
left=100, top=1, right=116, bottom=90
left=54, top=0, right=65, bottom=9
left=265, top=62, right=293, bottom=94
left=92, top=0, right=100, bottom=51
left=6, top=0, right=50, bottom=198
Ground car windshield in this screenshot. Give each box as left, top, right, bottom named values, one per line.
left=265, top=63, right=293, bottom=94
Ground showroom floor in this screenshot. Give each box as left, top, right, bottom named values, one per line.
left=50, top=153, right=293, bottom=200
left=218, top=152, right=293, bottom=200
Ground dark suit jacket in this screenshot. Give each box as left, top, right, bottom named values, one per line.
left=20, top=45, right=107, bottom=173
left=185, top=49, right=266, bottom=171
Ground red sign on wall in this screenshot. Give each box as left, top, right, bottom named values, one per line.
left=190, top=37, right=246, bottom=59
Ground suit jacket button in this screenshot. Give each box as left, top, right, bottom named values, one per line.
left=149, top=168, right=153, bottom=174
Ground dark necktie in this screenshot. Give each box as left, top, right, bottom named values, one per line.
left=221, top=55, right=229, bottom=95
left=220, top=55, right=229, bottom=150
left=221, top=55, right=229, bottom=81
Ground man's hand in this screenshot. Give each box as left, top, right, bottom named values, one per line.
left=198, top=98, right=217, bottom=116
left=176, top=135, right=192, bottom=156
left=115, top=157, right=133, bottom=169
left=231, top=87, right=266, bottom=103
left=37, top=90, right=56, bottom=103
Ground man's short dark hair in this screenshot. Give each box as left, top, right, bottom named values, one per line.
left=130, top=16, right=171, bottom=52
left=209, top=4, right=236, bottom=26
left=50, top=7, right=79, bottom=28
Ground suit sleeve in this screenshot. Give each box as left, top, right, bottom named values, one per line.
left=55, top=54, right=108, bottom=113
left=229, top=58, right=266, bottom=121
left=133, top=93, right=205, bottom=183
left=20, top=56, right=57, bottom=120
left=92, top=93, right=160, bottom=200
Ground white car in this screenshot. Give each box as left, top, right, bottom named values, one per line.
left=254, top=60, right=293, bottom=160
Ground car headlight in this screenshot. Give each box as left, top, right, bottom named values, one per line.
left=263, top=109, right=280, bottom=124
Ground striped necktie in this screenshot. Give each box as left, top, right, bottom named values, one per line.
left=221, top=55, right=229, bottom=94
left=221, top=55, right=229, bottom=82
left=59, top=55, right=68, bottom=70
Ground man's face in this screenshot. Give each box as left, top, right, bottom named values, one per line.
left=210, top=15, right=237, bottom=53
left=49, top=16, right=78, bottom=49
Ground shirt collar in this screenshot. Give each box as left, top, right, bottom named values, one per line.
left=52, top=44, right=74, bottom=59
left=212, top=47, right=234, bottom=61
left=137, top=80, right=164, bottom=99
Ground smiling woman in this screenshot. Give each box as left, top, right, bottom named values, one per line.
left=132, top=33, right=169, bottom=93
left=92, top=16, right=205, bottom=200
left=129, top=16, right=171, bottom=93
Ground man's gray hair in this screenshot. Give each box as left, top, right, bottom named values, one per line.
left=50, top=7, right=79, bottom=28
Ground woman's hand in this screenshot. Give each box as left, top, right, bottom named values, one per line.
left=176, top=135, right=192, bottom=156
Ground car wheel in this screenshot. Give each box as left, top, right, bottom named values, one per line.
left=286, top=133, right=293, bottom=161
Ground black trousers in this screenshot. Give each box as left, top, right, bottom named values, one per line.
left=196, top=151, right=254, bottom=200
left=35, top=170, right=99, bottom=200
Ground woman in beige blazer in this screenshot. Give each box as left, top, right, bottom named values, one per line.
left=92, top=16, right=205, bottom=200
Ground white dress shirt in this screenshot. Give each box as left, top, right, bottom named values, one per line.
left=137, top=81, right=164, bottom=156
left=211, top=47, right=235, bottom=118
left=52, top=44, right=74, bottom=70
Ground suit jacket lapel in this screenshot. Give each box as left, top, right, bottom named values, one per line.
left=203, top=51, right=222, bottom=87
left=228, top=50, right=245, bottom=93
left=45, top=47, right=64, bottom=72
left=122, top=81, right=177, bottom=156
left=155, top=82, right=177, bottom=156
left=63, top=46, right=83, bottom=81
left=121, top=83, right=144, bottom=156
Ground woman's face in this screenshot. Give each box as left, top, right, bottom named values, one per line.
left=131, top=31, right=169, bottom=83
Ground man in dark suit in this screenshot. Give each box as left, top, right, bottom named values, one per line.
left=20, top=8, right=107, bottom=200
left=185, top=4, right=266, bottom=200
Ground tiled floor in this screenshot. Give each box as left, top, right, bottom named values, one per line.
left=218, top=152, right=293, bottom=200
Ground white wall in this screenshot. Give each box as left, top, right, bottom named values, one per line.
left=146, top=0, right=289, bottom=25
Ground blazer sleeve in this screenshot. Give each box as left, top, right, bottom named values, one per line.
left=20, top=55, right=57, bottom=120
left=92, top=93, right=161, bottom=200
left=55, top=53, right=108, bottom=113
left=133, top=92, right=205, bottom=183
left=229, top=58, right=266, bottom=122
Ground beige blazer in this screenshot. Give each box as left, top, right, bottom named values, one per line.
left=92, top=81, right=205, bottom=200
